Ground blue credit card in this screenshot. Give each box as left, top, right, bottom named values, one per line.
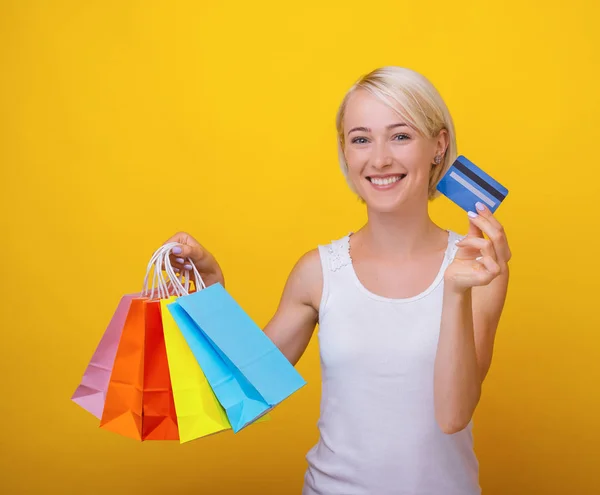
left=436, top=155, right=508, bottom=213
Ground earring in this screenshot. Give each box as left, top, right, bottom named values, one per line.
left=433, top=155, right=442, bottom=165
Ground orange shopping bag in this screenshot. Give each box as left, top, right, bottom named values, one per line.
left=99, top=297, right=146, bottom=439
left=99, top=254, right=180, bottom=440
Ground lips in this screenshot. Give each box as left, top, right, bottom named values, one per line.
left=367, top=174, right=406, bottom=186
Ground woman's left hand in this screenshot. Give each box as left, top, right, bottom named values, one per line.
left=444, top=202, right=512, bottom=293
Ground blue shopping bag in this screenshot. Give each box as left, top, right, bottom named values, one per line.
left=167, top=283, right=306, bottom=432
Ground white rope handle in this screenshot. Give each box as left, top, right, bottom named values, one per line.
left=161, top=244, right=188, bottom=297
left=141, top=242, right=207, bottom=298
left=142, top=243, right=174, bottom=299
left=141, top=243, right=178, bottom=298
left=147, top=243, right=182, bottom=298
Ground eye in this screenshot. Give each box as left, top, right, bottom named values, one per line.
left=393, top=133, right=410, bottom=141
left=351, top=136, right=369, bottom=144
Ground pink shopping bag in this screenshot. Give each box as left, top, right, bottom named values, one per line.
left=71, top=294, right=139, bottom=418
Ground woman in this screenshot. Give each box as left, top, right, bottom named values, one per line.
left=164, top=66, right=511, bottom=494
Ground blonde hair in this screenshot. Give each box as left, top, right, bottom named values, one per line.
left=336, top=66, right=457, bottom=200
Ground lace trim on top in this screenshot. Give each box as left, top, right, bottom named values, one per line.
left=445, top=231, right=463, bottom=262
left=327, top=235, right=352, bottom=272
left=326, top=231, right=462, bottom=272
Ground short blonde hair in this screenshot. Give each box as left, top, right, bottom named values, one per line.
left=336, top=66, right=457, bottom=200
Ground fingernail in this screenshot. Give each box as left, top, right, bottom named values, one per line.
left=176, top=257, right=184, bottom=264
left=475, top=202, right=486, bottom=212
left=468, top=211, right=478, bottom=218
left=172, top=246, right=182, bottom=255
left=476, top=256, right=483, bottom=261
left=184, top=264, right=193, bottom=270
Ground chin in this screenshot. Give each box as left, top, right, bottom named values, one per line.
left=367, top=201, right=407, bottom=215
left=360, top=192, right=410, bottom=214
left=362, top=189, right=434, bottom=215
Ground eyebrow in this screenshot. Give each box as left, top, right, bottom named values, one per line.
left=347, top=123, right=408, bottom=136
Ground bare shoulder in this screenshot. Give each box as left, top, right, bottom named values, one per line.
left=282, top=247, right=324, bottom=312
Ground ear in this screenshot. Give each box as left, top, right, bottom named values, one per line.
left=435, top=128, right=449, bottom=157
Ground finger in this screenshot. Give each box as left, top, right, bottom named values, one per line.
left=474, top=203, right=512, bottom=263
left=467, top=210, right=496, bottom=238
left=457, top=236, right=497, bottom=260
left=168, top=255, right=194, bottom=271
left=168, top=244, right=206, bottom=270
left=464, top=256, right=500, bottom=287
left=169, top=254, right=186, bottom=267
left=473, top=202, right=503, bottom=230
left=469, top=203, right=507, bottom=244
left=476, top=255, right=501, bottom=277
left=168, top=243, right=194, bottom=259
left=467, top=217, right=483, bottom=238
left=466, top=209, right=511, bottom=263
left=171, top=256, right=185, bottom=267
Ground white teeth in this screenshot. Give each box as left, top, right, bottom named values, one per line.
left=371, top=176, right=403, bottom=186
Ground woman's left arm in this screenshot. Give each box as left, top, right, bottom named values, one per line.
left=434, top=202, right=512, bottom=434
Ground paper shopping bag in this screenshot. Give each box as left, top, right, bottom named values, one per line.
left=142, top=300, right=179, bottom=440
left=160, top=296, right=231, bottom=443
left=167, top=283, right=306, bottom=432
left=71, top=294, right=139, bottom=419
left=99, top=298, right=179, bottom=441
left=99, top=298, right=145, bottom=439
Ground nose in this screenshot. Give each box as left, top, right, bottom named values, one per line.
left=371, top=140, right=392, bottom=169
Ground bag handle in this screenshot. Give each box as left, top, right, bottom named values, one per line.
left=141, top=244, right=174, bottom=299
left=141, top=242, right=206, bottom=299
left=142, top=243, right=185, bottom=299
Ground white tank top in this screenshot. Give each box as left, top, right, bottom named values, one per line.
left=302, top=230, right=481, bottom=495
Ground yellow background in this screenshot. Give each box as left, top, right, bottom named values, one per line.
left=1, top=1, right=599, bottom=493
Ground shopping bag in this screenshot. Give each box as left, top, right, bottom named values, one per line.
left=71, top=293, right=139, bottom=419
left=98, top=297, right=146, bottom=439
left=160, top=296, right=231, bottom=443
left=167, top=282, right=306, bottom=432
left=142, top=300, right=179, bottom=440
left=98, top=296, right=179, bottom=441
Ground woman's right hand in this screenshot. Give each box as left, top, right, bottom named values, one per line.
left=162, top=231, right=225, bottom=288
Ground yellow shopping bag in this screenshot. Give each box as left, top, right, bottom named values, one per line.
left=161, top=296, right=231, bottom=443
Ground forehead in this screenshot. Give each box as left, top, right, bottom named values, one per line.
left=343, top=89, right=403, bottom=129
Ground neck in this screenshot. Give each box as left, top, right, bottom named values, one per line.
left=361, top=200, right=443, bottom=258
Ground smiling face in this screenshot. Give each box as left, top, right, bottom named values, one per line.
left=342, top=89, right=448, bottom=214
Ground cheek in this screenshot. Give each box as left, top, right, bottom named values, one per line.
left=344, top=148, right=364, bottom=175
left=392, top=145, right=431, bottom=174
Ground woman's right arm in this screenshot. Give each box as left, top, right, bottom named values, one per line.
left=163, top=232, right=322, bottom=366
